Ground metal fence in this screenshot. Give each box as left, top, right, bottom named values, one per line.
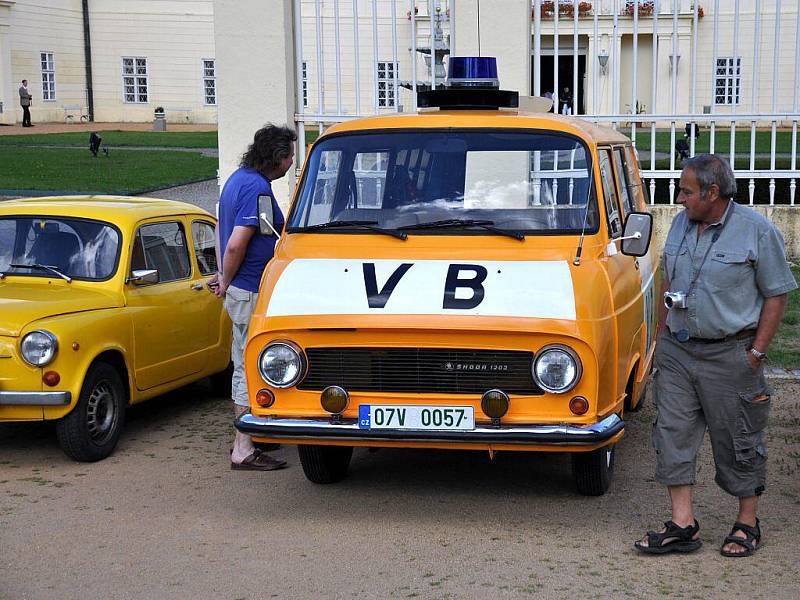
left=294, top=0, right=800, bottom=205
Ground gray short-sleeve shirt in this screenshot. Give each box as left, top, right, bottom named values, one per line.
left=663, top=201, right=797, bottom=339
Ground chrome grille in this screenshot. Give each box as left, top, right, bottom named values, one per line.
left=299, top=348, right=542, bottom=395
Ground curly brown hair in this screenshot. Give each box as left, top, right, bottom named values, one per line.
left=240, top=124, right=297, bottom=173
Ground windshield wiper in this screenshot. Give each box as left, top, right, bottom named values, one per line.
left=292, top=220, right=407, bottom=240
left=9, top=263, right=72, bottom=282
left=400, top=219, right=524, bottom=241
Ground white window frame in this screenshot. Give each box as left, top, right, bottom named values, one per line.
left=302, top=61, right=308, bottom=107
left=376, top=61, right=397, bottom=109
left=714, top=57, right=741, bottom=106
left=122, top=57, right=149, bottom=104
left=40, top=51, right=56, bottom=102
left=202, top=58, right=216, bottom=106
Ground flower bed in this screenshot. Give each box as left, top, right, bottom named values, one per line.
left=538, top=1, right=592, bottom=19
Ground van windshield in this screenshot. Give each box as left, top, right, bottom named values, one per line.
left=287, top=130, right=597, bottom=235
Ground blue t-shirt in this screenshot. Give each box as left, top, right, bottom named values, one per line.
left=217, top=166, right=285, bottom=292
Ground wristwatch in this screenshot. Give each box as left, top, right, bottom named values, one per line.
left=749, top=347, right=767, bottom=361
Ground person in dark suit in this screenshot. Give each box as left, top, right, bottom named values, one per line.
left=19, top=80, right=33, bottom=127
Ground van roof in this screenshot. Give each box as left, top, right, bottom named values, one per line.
left=322, top=110, right=632, bottom=146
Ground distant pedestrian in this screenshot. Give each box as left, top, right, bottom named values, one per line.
left=19, top=80, right=33, bottom=127
left=560, top=86, right=573, bottom=115
left=211, top=123, right=297, bottom=471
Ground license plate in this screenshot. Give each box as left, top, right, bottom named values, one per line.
left=358, top=405, right=474, bottom=431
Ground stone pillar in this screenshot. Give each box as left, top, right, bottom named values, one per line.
left=453, top=0, right=530, bottom=96
left=213, top=0, right=297, bottom=210
left=0, top=2, right=15, bottom=126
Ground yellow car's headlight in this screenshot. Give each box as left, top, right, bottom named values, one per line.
left=21, top=330, right=58, bottom=367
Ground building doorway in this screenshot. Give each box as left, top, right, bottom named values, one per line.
left=534, top=54, right=587, bottom=115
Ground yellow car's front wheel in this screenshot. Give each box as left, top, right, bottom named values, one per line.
left=56, top=362, right=126, bottom=462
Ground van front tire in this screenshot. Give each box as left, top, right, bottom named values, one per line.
left=571, top=444, right=615, bottom=496
left=298, top=444, right=353, bottom=484
left=56, top=363, right=126, bottom=462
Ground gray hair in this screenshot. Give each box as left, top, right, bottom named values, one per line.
left=683, top=154, right=737, bottom=199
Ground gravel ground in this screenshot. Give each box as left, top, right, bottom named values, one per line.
left=1, top=379, right=799, bottom=599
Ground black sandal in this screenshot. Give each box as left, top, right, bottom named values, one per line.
left=720, top=519, right=761, bottom=557
left=634, top=519, right=702, bottom=554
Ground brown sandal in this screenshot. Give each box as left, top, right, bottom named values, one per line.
left=231, top=448, right=287, bottom=471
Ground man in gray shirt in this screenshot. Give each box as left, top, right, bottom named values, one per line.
left=19, top=80, right=33, bottom=127
left=635, top=154, right=796, bottom=557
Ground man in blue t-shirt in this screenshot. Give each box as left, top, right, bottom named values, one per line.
left=211, top=124, right=296, bottom=471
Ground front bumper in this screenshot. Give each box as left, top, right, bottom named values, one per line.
left=0, top=391, right=71, bottom=406
left=236, top=413, right=624, bottom=445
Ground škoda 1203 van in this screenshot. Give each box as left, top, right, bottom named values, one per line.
left=236, top=57, right=657, bottom=495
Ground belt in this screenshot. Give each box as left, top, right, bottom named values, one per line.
left=671, top=328, right=757, bottom=344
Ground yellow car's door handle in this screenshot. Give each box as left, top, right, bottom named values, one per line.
left=190, top=282, right=204, bottom=291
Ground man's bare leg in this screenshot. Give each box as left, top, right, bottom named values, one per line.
left=231, top=404, right=256, bottom=463
left=638, top=485, right=699, bottom=547
left=722, top=495, right=760, bottom=554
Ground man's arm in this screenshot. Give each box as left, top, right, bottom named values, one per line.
left=215, top=225, right=255, bottom=297
left=748, top=294, right=789, bottom=366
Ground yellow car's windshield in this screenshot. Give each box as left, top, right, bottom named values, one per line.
left=0, top=216, right=121, bottom=281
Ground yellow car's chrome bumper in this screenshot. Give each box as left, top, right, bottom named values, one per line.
left=0, top=391, right=71, bottom=405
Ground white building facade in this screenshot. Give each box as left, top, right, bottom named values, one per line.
left=0, top=0, right=217, bottom=125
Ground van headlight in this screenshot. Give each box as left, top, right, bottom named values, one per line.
left=258, top=342, right=305, bottom=388
left=21, top=330, right=58, bottom=367
left=532, top=345, right=581, bottom=394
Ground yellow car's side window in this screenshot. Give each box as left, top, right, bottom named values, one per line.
left=132, top=221, right=191, bottom=283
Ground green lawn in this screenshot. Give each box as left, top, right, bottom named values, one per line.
left=771, top=266, right=800, bottom=369
left=0, top=130, right=218, bottom=148
left=627, top=128, right=799, bottom=155
left=0, top=147, right=218, bottom=194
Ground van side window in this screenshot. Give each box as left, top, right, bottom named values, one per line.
left=625, top=146, right=650, bottom=209
left=613, top=148, right=634, bottom=215
left=598, top=149, right=622, bottom=238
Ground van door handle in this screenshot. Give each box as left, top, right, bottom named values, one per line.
left=191, top=282, right=204, bottom=290
left=634, top=259, right=640, bottom=270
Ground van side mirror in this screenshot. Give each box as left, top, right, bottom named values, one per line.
left=127, top=269, right=159, bottom=285
left=257, top=194, right=281, bottom=239
left=620, top=212, right=652, bottom=257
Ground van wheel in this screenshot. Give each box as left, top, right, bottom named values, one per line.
left=623, top=369, right=641, bottom=413
left=571, top=445, right=615, bottom=496
left=56, top=363, right=126, bottom=462
left=298, top=445, right=353, bottom=484
left=210, top=361, right=233, bottom=397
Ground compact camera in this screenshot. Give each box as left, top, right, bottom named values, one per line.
left=663, top=290, right=688, bottom=310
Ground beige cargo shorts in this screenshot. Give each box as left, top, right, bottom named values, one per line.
left=223, top=285, right=258, bottom=407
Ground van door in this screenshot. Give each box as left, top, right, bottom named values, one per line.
left=598, top=147, right=643, bottom=405
left=618, top=146, right=657, bottom=369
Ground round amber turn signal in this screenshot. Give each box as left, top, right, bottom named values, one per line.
left=569, top=396, right=589, bottom=415
left=256, top=389, right=275, bottom=407
left=43, top=371, right=61, bottom=387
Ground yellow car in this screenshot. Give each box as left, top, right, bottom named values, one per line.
left=236, top=61, right=657, bottom=495
left=0, top=196, right=231, bottom=461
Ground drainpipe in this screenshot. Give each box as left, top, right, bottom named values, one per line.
left=82, top=0, right=94, bottom=121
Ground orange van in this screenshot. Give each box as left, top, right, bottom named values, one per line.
left=236, top=70, right=657, bottom=495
